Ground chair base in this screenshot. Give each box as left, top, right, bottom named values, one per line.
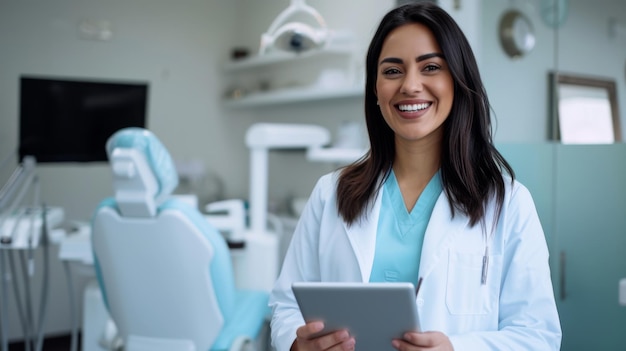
left=82, top=280, right=112, bottom=351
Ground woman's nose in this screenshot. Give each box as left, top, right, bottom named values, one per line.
left=400, top=71, right=423, bottom=95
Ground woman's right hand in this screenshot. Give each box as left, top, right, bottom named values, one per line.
left=291, top=321, right=356, bottom=351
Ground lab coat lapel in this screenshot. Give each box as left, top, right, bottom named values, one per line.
left=418, top=192, right=469, bottom=280
left=342, top=187, right=383, bottom=283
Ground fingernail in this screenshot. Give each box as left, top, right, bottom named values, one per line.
left=311, top=321, right=324, bottom=331
left=346, top=338, right=356, bottom=350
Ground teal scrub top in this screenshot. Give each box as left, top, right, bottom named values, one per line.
left=369, top=170, right=442, bottom=287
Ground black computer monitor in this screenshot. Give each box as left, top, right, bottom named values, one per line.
left=19, top=76, right=149, bottom=163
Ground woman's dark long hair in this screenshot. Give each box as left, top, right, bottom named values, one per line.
left=337, top=2, right=514, bottom=227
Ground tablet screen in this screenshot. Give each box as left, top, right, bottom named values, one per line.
left=292, top=282, right=420, bottom=351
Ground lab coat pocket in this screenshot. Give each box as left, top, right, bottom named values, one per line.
left=446, top=251, right=501, bottom=315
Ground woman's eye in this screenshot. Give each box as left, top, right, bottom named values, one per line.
left=382, top=67, right=402, bottom=76
left=423, top=64, right=441, bottom=73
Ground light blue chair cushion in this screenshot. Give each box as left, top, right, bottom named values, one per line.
left=211, top=290, right=270, bottom=351
left=159, top=199, right=270, bottom=350
left=105, top=127, right=179, bottom=203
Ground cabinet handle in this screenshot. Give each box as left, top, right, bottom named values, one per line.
left=560, top=251, right=566, bottom=300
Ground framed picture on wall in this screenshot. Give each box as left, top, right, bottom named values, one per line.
left=549, top=72, right=622, bottom=144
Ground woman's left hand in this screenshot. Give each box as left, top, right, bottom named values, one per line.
left=392, top=331, right=454, bottom=351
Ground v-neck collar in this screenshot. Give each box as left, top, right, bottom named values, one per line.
left=384, top=170, right=442, bottom=238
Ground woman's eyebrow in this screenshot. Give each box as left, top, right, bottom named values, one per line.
left=379, top=52, right=445, bottom=66
left=379, top=57, right=403, bottom=65
left=416, top=52, right=444, bottom=61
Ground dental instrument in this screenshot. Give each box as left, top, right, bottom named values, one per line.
left=0, top=155, right=64, bottom=351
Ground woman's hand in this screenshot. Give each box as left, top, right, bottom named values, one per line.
left=291, top=321, right=356, bottom=351
left=392, top=331, right=454, bottom=351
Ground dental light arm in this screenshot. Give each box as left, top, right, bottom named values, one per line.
left=259, top=0, right=329, bottom=54
left=239, top=123, right=364, bottom=292
left=245, top=123, right=330, bottom=234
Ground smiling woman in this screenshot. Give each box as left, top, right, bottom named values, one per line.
left=268, top=3, right=561, bottom=351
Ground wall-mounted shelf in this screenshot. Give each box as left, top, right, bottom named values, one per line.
left=222, top=44, right=363, bottom=108
left=223, top=85, right=363, bottom=108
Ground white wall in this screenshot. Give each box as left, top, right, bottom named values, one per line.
left=481, top=0, right=558, bottom=142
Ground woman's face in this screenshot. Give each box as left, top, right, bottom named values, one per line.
left=376, top=23, right=454, bottom=145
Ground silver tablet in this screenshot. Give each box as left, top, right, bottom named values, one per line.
left=292, top=282, right=421, bottom=351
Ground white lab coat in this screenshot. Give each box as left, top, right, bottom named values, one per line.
left=269, top=171, right=562, bottom=351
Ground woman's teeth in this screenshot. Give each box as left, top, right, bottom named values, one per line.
left=398, top=103, right=430, bottom=112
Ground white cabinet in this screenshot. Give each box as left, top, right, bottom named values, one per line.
left=222, top=46, right=364, bottom=108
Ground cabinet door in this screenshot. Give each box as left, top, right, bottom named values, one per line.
left=555, top=144, right=626, bottom=350
left=496, top=143, right=556, bottom=249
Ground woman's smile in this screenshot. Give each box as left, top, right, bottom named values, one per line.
left=395, top=100, right=433, bottom=118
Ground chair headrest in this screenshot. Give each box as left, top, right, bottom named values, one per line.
left=106, top=128, right=179, bottom=210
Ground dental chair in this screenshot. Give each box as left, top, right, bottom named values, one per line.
left=91, top=127, right=270, bottom=351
